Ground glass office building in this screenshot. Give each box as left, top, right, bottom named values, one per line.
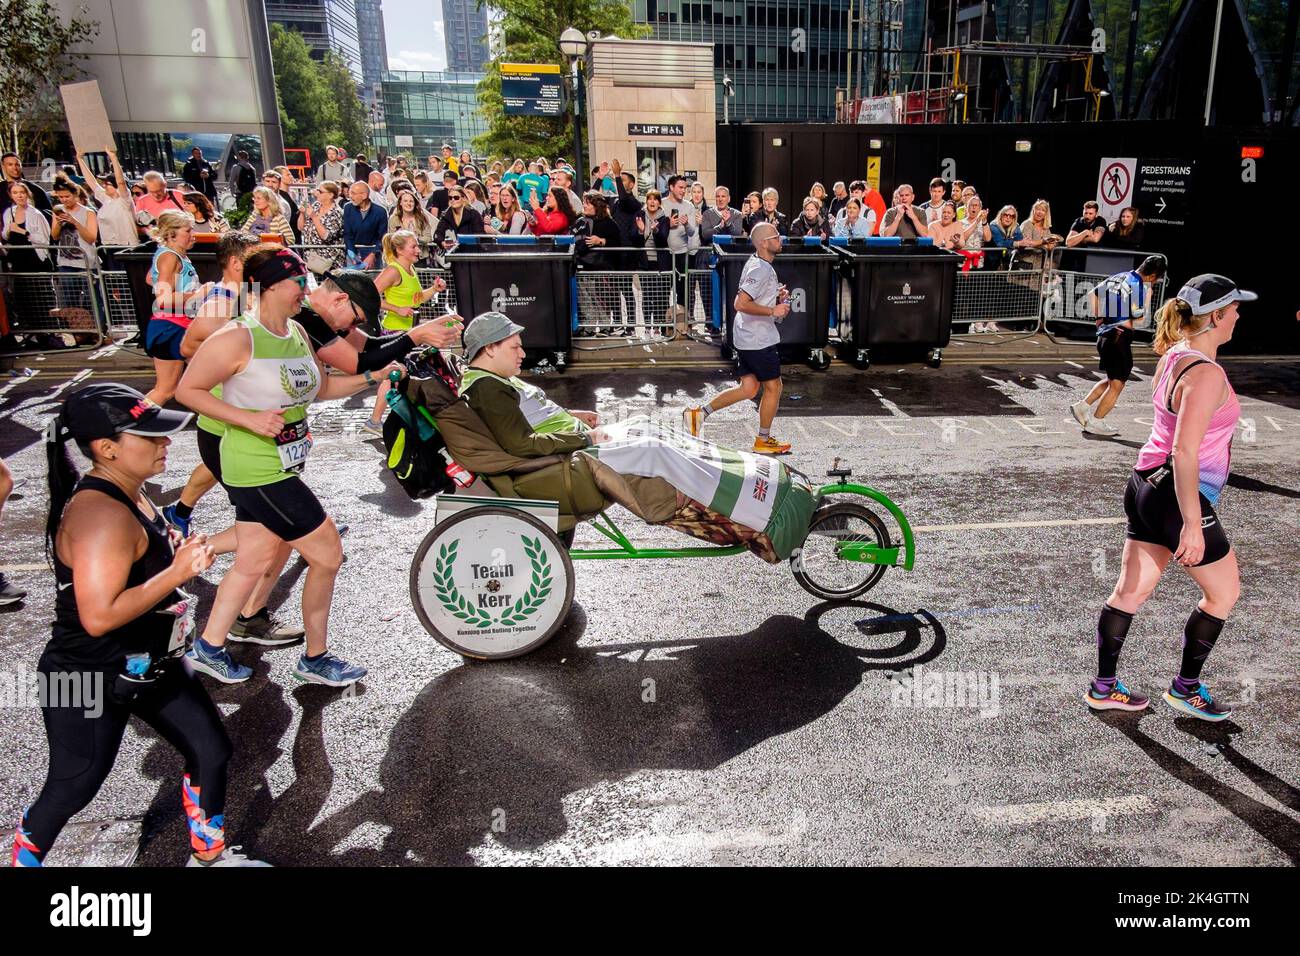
left=374, top=71, right=488, bottom=154
left=632, top=0, right=853, bottom=121
left=355, top=0, right=389, bottom=100
left=266, top=0, right=363, bottom=79
left=443, top=0, right=490, bottom=73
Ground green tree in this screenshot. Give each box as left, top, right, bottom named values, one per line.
left=0, top=0, right=99, bottom=157
left=321, top=50, right=369, bottom=156
left=474, top=0, right=648, bottom=162
left=270, top=24, right=341, bottom=160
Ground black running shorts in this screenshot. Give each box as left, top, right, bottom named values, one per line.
left=1097, top=327, right=1134, bottom=382
left=1123, top=466, right=1231, bottom=566
left=226, top=477, right=328, bottom=542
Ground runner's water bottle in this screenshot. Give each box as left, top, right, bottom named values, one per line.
left=439, top=448, right=473, bottom=488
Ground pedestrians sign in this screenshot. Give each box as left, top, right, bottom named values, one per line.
left=501, top=63, right=563, bottom=117
left=1133, top=159, right=1194, bottom=228
left=1095, top=157, right=1134, bottom=222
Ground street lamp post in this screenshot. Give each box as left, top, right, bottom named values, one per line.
left=559, top=27, right=589, bottom=178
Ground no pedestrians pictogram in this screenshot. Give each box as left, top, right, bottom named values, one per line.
left=1100, top=162, right=1131, bottom=205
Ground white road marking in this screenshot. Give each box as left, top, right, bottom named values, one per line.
left=48, top=368, right=93, bottom=397
left=87, top=343, right=121, bottom=360
left=0, top=563, right=48, bottom=572
left=0, top=369, right=40, bottom=396
left=1064, top=360, right=1085, bottom=369
left=915, top=517, right=1127, bottom=532
left=972, top=795, right=1157, bottom=826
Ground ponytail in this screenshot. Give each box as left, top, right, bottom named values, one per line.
left=43, top=414, right=85, bottom=566
left=1152, top=297, right=1202, bottom=354
left=382, top=229, right=416, bottom=265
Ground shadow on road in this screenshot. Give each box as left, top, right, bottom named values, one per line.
left=1090, top=710, right=1300, bottom=864
left=127, top=599, right=947, bottom=865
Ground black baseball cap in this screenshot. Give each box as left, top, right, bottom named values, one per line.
left=328, top=268, right=382, bottom=327
left=59, top=383, right=191, bottom=442
left=1175, top=274, right=1258, bottom=316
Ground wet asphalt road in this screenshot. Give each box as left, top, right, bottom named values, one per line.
left=0, top=345, right=1297, bottom=866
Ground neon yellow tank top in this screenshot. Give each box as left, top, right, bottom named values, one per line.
left=380, top=261, right=420, bottom=332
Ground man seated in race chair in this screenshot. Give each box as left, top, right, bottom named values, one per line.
left=400, top=312, right=817, bottom=562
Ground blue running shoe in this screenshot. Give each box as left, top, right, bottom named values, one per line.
left=1083, top=678, right=1149, bottom=712
left=1163, top=681, right=1232, bottom=721
left=293, top=651, right=367, bottom=687
left=186, top=639, right=253, bottom=684
left=162, top=503, right=192, bottom=538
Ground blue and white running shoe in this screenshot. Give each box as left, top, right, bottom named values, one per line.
left=186, top=639, right=253, bottom=684
left=293, top=651, right=367, bottom=687
left=1163, top=681, right=1232, bottom=721
left=162, top=503, right=192, bottom=538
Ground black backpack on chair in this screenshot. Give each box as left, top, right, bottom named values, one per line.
left=381, top=373, right=454, bottom=499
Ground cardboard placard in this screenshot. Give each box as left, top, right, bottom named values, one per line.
left=59, top=80, right=115, bottom=155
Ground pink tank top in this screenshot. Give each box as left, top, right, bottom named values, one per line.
left=1134, top=346, right=1239, bottom=503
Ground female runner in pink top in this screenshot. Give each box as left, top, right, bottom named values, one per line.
left=1084, top=274, right=1256, bottom=722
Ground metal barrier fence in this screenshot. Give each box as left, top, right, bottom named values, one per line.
left=1, top=240, right=1173, bottom=357
left=0, top=246, right=105, bottom=351
left=951, top=248, right=1050, bottom=335
left=1041, top=249, right=1168, bottom=344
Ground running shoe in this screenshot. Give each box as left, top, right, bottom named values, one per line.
left=228, top=609, right=305, bottom=646
left=293, top=651, right=367, bottom=688
left=1163, top=681, right=1232, bottom=721
left=1070, top=400, right=1091, bottom=429
left=187, top=846, right=271, bottom=867
left=1083, top=678, right=1149, bottom=712
left=682, top=406, right=705, bottom=437
left=1084, top=417, right=1119, bottom=437
left=358, top=419, right=384, bottom=439
left=186, top=639, right=253, bottom=684
left=752, top=435, right=792, bottom=455
left=0, top=572, right=27, bottom=607
left=162, top=503, right=192, bottom=538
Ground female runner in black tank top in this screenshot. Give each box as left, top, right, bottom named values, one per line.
left=10, top=383, right=267, bottom=867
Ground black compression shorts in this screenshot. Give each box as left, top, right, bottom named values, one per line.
left=226, top=477, right=328, bottom=542
left=1123, top=465, right=1231, bottom=566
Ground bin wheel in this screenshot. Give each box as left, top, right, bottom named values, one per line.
left=410, top=507, right=575, bottom=660
left=928, top=349, right=942, bottom=368
left=808, top=349, right=832, bottom=372
left=791, top=501, right=891, bottom=601
left=854, top=349, right=870, bottom=371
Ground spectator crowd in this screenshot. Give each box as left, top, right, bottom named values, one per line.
left=1, top=139, right=1155, bottom=351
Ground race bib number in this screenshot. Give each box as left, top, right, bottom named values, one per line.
left=163, top=589, right=196, bottom=655
left=275, top=418, right=313, bottom=472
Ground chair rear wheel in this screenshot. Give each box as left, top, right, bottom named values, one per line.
left=791, top=501, right=891, bottom=601
left=410, top=507, right=575, bottom=660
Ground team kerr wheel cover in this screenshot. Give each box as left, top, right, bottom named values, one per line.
left=411, top=508, right=574, bottom=659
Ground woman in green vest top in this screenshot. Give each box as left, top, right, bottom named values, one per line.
left=176, top=248, right=405, bottom=687
left=361, top=230, right=446, bottom=438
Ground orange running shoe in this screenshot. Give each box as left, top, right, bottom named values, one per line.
left=682, top=406, right=705, bottom=437
left=752, top=435, right=792, bottom=455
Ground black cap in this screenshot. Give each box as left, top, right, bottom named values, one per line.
left=328, top=268, right=382, bottom=328
left=58, top=383, right=191, bottom=442
left=1175, top=274, right=1258, bottom=316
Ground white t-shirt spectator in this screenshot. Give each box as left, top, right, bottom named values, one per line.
left=91, top=186, right=137, bottom=246
left=733, top=253, right=781, bottom=350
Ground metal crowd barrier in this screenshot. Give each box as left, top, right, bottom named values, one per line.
left=0, top=245, right=105, bottom=352
left=1041, top=249, right=1169, bottom=344
left=951, top=247, right=1050, bottom=337
left=1, top=239, right=1172, bottom=359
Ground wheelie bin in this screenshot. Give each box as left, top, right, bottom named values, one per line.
left=710, top=235, right=838, bottom=370
left=831, top=237, right=960, bottom=368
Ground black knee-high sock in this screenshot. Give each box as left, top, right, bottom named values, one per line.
left=1178, top=607, right=1225, bottom=683
left=1096, top=604, right=1134, bottom=680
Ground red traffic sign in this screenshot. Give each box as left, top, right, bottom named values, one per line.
left=1100, top=162, right=1131, bottom=205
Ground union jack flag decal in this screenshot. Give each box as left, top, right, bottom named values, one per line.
left=752, top=478, right=769, bottom=501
